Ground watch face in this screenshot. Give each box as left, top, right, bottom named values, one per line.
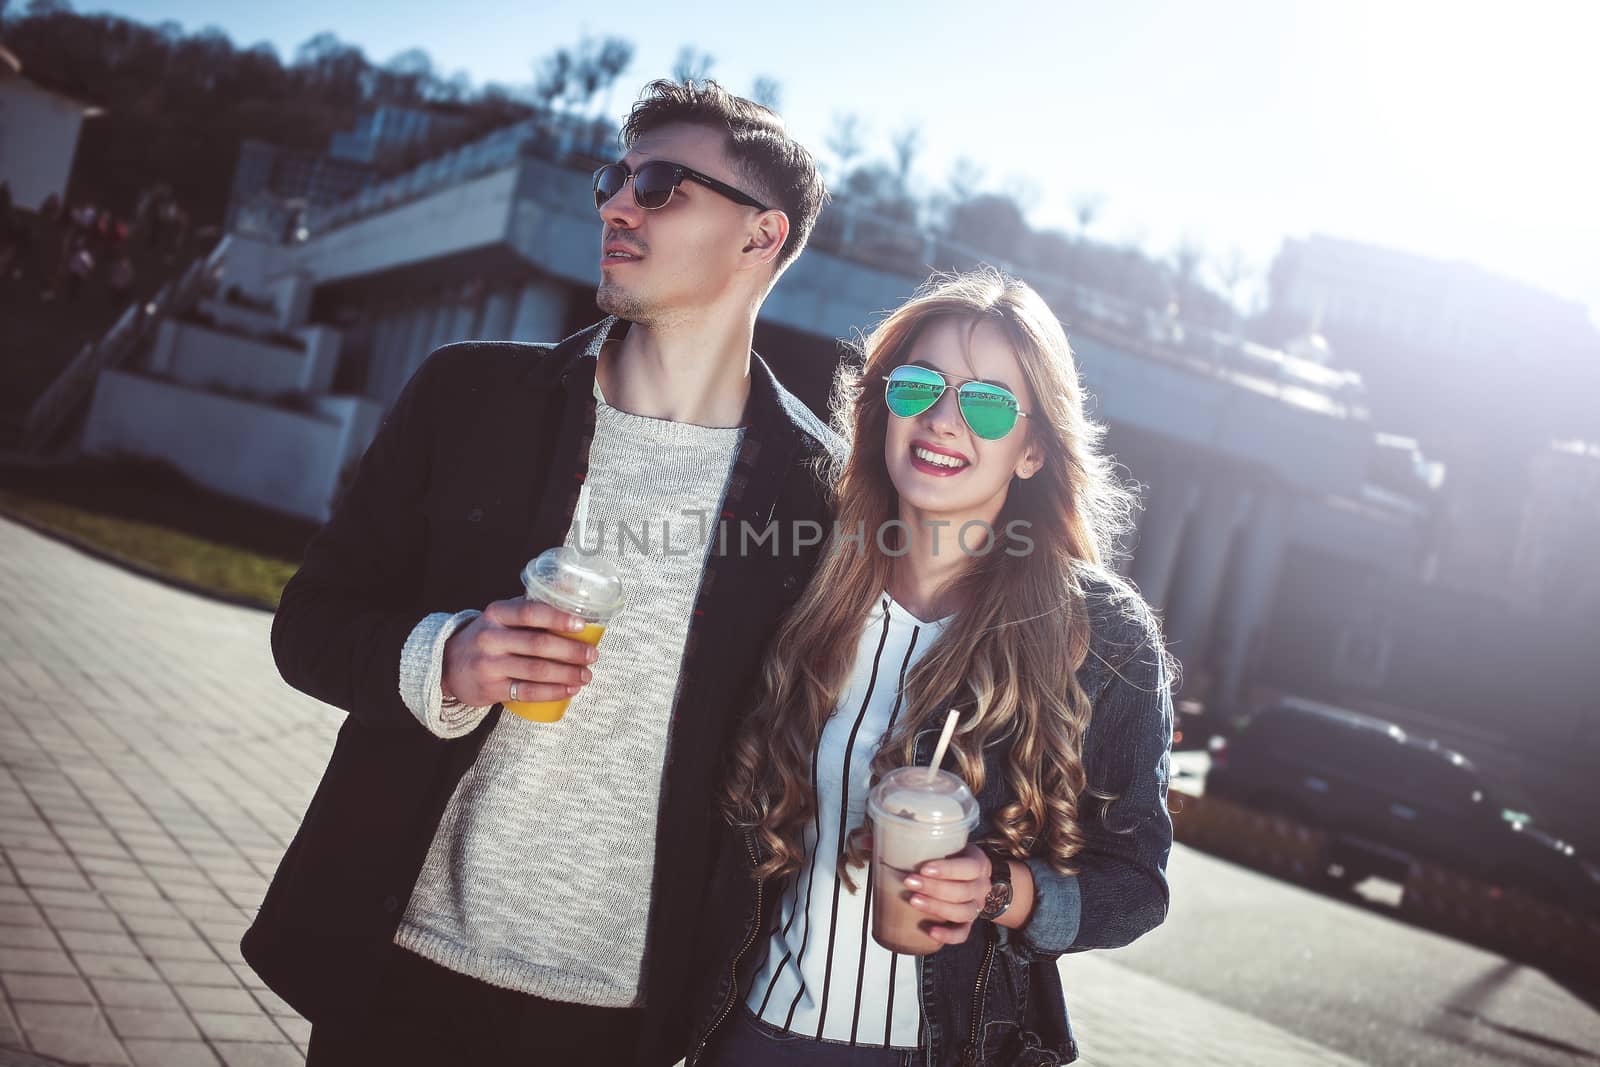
left=982, top=881, right=1013, bottom=918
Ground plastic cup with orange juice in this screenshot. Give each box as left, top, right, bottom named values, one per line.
left=501, top=546, right=624, bottom=723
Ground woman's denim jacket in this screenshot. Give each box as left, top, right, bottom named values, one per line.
left=685, top=568, right=1176, bottom=1067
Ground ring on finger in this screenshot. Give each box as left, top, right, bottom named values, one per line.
left=509, top=680, right=519, bottom=702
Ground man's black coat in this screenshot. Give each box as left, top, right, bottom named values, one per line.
left=241, top=317, right=844, bottom=1063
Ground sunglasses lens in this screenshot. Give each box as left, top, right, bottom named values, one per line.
left=632, top=162, right=679, bottom=209
left=885, top=365, right=945, bottom=418
left=959, top=383, right=1020, bottom=440
left=593, top=165, right=626, bottom=209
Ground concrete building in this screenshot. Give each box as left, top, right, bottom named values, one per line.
left=80, top=113, right=1439, bottom=729
left=0, top=44, right=101, bottom=210
left=328, top=104, right=472, bottom=165
left=1270, top=235, right=1594, bottom=366
left=1509, top=440, right=1600, bottom=620
left=81, top=238, right=377, bottom=525
left=223, top=140, right=373, bottom=240
left=1266, top=235, right=1600, bottom=605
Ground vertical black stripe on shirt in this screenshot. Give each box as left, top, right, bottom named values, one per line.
left=883, top=950, right=900, bottom=1047
left=781, top=720, right=830, bottom=1030
left=756, top=783, right=818, bottom=1015
left=758, top=761, right=814, bottom=1018
left=757, top=818, right=816, bottom=1016
left=851, top=622, right=923, bottom=1046
left=849, top=860, right=875, bottom=1046
left=755, top=914, right=794, bottom=1016
left=813, top=611, right=894, bottom=1039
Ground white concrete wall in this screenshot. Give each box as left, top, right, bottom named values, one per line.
left=82, top=371, right=348, bottom=521
left=294, top=166, right=519, bottom=284
left=479, top=285, right=515, bottom=340
left=216, top=235, right=294, bottom=296
left=298, top=326, right=341, bottom=394
left=271, top=273, right=314, bottom=330
left=0, top=79, right=84, bottom=210
left=766, top=250, right=917, bottom=346
left=1290, top=492, right=1423, bottom=565
left=195, top=298, right=280, bottom=338
left=363, top=305, right=406, bottom=404
left=145, top=320, right=182, bottom=377
left=1073, top=332, right=1371, bottom=494
left=310, top=394, right=384, bottom=484
left=509, top=277, right=565, bottom=342
left=160, top=322, right=336, bottom=398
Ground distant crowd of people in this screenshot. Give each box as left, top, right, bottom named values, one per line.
left=0, top=182, right=193, bottom=313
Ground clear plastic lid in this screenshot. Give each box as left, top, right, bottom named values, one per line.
left=866, top=766, right=980, bottom=830
left=520, top=546, right=626, bottom=622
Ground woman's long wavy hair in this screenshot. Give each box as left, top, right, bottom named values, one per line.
left=722, top=268, right=1138, bottom=884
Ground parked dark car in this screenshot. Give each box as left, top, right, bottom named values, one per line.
left=1206, top=697, right=1600, bottom=916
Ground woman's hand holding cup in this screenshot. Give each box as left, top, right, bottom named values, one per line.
left=901, top=842, right=991, bottom=946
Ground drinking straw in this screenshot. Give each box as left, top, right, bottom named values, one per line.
left=927, top=709, right=959, bottom=776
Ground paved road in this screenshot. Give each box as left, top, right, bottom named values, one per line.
left=1110, top=842, right=1600, bottom=1066
left=3, top=514, right=1575, bottom=1066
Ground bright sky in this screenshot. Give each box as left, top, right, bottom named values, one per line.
left=82, top=0, right=1600, bottom=319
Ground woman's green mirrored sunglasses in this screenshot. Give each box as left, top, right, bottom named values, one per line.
left=882, top=364, right=1029, bottom=441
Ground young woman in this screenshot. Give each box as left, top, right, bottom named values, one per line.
left=687, top=269, right=1176, bottom=1067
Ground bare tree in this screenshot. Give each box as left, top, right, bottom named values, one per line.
left=533, top=47, right=573, bottom=110
left=291, top=31, right=368, bottom=108
left=1073, top=192, right=1104, bottom=237
left=671, top=45, right=714, bottom=83
left=1002, top=174, right=1041, bottom=208
left=563, top=35, right=634, bottom=116
left=1172, top=238, right=1204, bottom=283
left=593, top=36, right=634, bottom=117
left=376, top=48, right=436, bottom=104
left=1211, top=246, right=1258, bottom=318
left=439, top=68, right=472, bottom=103
left=750, top=75, right=783, bottom=112
left=889, top=123, right=922, bottom=191
left=826, top=112, right=867, bottom=177
left=1170, top=236, right=1206, bottom=310
left=947, top=193, right=1029, bottom=258
left=565, top=38, right=598, bottom=112
left=947, top=155, right=985, bottom=204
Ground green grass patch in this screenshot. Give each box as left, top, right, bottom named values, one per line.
left=0, top=488, right=296, bottom=609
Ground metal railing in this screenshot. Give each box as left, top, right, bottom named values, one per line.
left=305, top=114, right=616, bottom=236
left=20, top=235, right=233, bottom=455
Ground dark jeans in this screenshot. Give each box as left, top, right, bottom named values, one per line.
left=304, top=947, right=642, bottom=1065
left=700, top=1004, right=914, bottom=1066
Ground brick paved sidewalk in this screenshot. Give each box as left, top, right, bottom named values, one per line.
left=0, top=517, right=1370, bottom=1067
left=0, top=518, right=336, bottom=1066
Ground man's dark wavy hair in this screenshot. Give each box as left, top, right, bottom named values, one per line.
left=620, top=79, right=826, bottom=272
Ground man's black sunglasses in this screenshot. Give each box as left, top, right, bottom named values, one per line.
left=593, top=160, right=770, bottom=213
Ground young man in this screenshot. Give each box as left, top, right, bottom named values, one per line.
left=242, top=80, right=837, bottom=1065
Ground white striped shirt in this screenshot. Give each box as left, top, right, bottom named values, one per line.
left=744, top=593, right=951, bottom=1048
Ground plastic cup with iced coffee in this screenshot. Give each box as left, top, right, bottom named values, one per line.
left=502, top=546, right=624, bottom=724
left=866, top=763, right=981, bottom=955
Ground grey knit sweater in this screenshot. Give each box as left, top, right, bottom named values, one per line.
left=393, top=383, right=743, bottom=1007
